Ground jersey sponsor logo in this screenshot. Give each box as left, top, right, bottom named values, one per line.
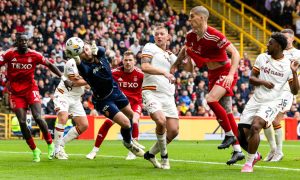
left=261, top=66, right=284, bottom=77
left=118, top=82, right=139, bottom=88
left=11, top=63, right=33, bottom=69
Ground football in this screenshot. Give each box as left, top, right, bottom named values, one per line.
left=65, top=37, right=85, bottom=57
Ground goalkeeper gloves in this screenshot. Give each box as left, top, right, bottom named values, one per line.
left=91, top=40, right=98, bottom=56
left=73, top=56, right=81, bottom=64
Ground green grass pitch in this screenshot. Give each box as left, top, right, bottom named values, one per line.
left=0, top=140, right=300, bottom=179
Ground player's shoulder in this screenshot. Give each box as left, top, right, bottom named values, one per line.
left=2, top=47, right=17, bottom=55
left=28, top=49, right=43, bottom=56
left=256, top=53, right=269, bottom=60
left=186, top=30, right=196, bottom=38
left=112, top=66, right=122, bottom=73
left=205, top=26, right=223, bottom=40
left=143, top=42, right=157, bottom=51
left=133, top=67, right=144, bottom=74
left=66, top=58, right=76, bottom=66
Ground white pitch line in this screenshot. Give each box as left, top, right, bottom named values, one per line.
left=0, top=151, right=300, bottom=172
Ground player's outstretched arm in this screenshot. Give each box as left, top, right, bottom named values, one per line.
left=45, top=59, right=73, bottom=91
left=170, top=46, right=187, bottom=74
left=289, top=61, right=300, bottom=95
left=249, top=68, right=274, bottom=89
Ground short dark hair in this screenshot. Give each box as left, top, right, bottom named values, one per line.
left=271, top=32, right=287, bottom=50
left=123, top=50, right=134, bottom=57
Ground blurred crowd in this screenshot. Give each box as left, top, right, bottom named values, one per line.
left=0, top=0, right=299, bottom=119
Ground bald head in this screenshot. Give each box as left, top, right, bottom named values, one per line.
left=191, top=6, right=209, bottom=20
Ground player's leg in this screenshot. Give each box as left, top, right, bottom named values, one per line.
left=270, top=112, right=284, bottom=162
left=15, top=107, right=41, bottom=162
left=54, top=111, right=68, bottom=159
left=206, top=85, right=236, bottom=149
left=263, top=123, right=276, bottom=161
left=219, top=96, right=244, bottom=165
left=86, top=118, right=114, bottom=160
left=30, top=102, right=54, bottom=160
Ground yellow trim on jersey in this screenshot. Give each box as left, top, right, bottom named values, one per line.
left=253, top=66, right=260, bottom=72
left=142, top=86, right=157, bottom=91
left=288, top=78, right=293, bottom=82
left=141, top=54, right=153, bottom=58
left=68, top=74, right=75, bottom=78
left=57, top=88, right=64, bottom=94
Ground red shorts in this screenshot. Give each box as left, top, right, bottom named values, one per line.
left=130, top=103, right=142, bottom=115
left=10, top=87, right=41, bottom=109
left=208, top=63, right=238, bottom=97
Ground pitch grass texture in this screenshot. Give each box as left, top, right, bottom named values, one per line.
left=0, top=140, right=300, bottom=179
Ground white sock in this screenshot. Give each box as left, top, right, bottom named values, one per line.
left=233, top=144, right=242, bottom=152
left=274, top=128, right=283, bottom=154
left=157, top=132, right=167, bottom=156
left=62, top=127, right=79, bottom=146
left=149, top=142, right=160, bottom=155
left=225, top=130, right=234, bottom=136
left=246, top=153, right=255, bottom=166
left=264, top=127, right=276, bottom=152
left=92, top=147, right=99, bottom=153
left=54, top=123, right=64, bottom=150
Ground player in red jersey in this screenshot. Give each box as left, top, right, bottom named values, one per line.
left=0, top=33, right=72, bottom=162
left=86, top=50, right=145, bottom=160
left=171, top=6, right=244, bottom=165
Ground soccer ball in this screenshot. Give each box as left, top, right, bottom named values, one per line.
left=65, top=37, right=84, bottom=57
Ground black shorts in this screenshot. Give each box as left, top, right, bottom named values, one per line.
left=93, top=87, right=129, bottom=119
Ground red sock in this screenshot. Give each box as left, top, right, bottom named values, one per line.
left=227, top=113, right=239, bottom=145
left=208, top=102, right=232, bottom=132
left=26, top=137, right=36, bottom=150
left=42, top=132, right=53, bottom=145
left=132, top=122, right=139, bottom=140
left=95, top=119, right=113, bottom=148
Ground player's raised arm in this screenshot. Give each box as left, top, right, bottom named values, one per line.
left=170, top=46, right=187, bottom=73
left=289, top=61, right=300, bottom=95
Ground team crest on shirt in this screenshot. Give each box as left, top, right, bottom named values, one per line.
left=12, top=58, right=17, bottom=62
left=133, top=76, right=137, bottom=81
left=28, top=57, right=32, bottom=63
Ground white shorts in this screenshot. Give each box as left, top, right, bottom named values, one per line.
left=279, top=91, right=294, bottom=113
left=53, top=92, right=86, bottom=117
left=239, top=97, right=281, bottom=128
left=142, top=90, right=178, bottom=119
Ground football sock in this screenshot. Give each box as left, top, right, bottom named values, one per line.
left=208, top=102, right=232, bottom=133
left=149, top=142, right=160, bottom=155
left=121, top=127, right=132, bottom=144
left=54, top=123, right=64, bottom=149
left=42, top=131, right=53, bottom=145
left=274, top=125, right=283, bottom=154
left=95, top=119, right=113, bottom=148
left=157, top=132, right=167, bottom=157
left=233, top=144, right=242, bottom=152
left=227, top=113, right=239, bottom=144
left=264, top=126, right=276, bottom=152
left=62, top=126, right=80, bottom=146
left=132, top=122, right=139, bottom=139
left=26, top=137, right=36, bottom=150
left=245, top=153, right=255, bottom=166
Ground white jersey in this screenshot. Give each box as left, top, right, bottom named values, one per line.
left=252, top=53, right=293, bottom=103
left=56, top=58, right=84, bottom=96
left=282, top=47, right=300, bottom=91
left=141, top=43, right=176, bottom=96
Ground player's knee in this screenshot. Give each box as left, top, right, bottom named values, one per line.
left=251, top=119, right=264, bottom=134
left=168, top=128, right=179, bottom=140
left=206, top=94, right=217, bottom=103
left=79, top=122, right=89, bottom=132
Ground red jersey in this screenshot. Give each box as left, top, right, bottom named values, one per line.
left=0, top=48, right=47, bottom=95
left=112, top=66, right=143, bottom=105
left=185, top=26, right=231, bottom=67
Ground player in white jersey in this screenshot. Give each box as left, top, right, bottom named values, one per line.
left=141, top=26, right=179, bottom=170
left=53, top=58, right=88, bottom=159
left=239, top=33, right=299, bottom=173
left=263, top=29, right=300, bottom=162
